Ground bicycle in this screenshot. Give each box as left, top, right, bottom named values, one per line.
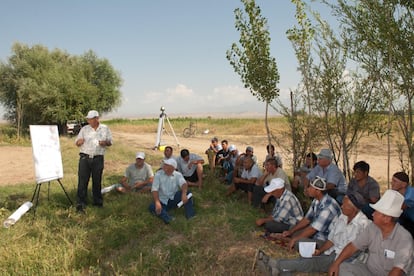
left=183, top=121, right=197, bottom=138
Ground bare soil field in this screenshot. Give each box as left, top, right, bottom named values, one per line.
left=0, top=130, right=401, bottom=188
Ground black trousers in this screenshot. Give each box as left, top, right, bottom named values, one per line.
left=77, top=154, right=104, bottom=207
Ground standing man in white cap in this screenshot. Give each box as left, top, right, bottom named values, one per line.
left=75, top=110, right=112, bottom=213
left=329, top=190, right=413, bottom=276
left=255, top=178, right=303, bottom=234
left=149, top=158, right=195, bottom=224
left=115, top=152, right=154, bottom=193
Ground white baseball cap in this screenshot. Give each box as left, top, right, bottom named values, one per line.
left=86, top=110, right=99, bottom=119
left=135, top=152, right=145, bottom=159
left=163, top=158, right=177, bottom=169
left=264, top=178, right=285, bottom=193
left=228, top=145, right=237, bottom=152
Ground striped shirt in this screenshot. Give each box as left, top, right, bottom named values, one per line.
left=272, top=189, right=304, bottom=226
left=306, top=194, right=342, bottom=241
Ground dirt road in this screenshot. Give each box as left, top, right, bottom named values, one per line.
left=0, top=131, right=400, bottom=186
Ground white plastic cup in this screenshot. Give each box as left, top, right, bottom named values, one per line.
left=299, top=242, right=316, bottom=258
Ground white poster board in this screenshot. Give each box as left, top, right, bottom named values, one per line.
left=29, top=125, right=64, bottom=184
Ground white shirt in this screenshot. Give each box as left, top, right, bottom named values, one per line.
left=241, top=164, right=262, bottom=179
left=75, top=123, right=112, bottom=156
left=176, top=153, right=203, bottom=177
left=325, top=211, right=371, bottom=257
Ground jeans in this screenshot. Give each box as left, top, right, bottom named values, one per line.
left=148, top=191, right=195, bottom=223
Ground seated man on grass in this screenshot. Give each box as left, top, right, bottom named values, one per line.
left=256, top=192, right=370, bottom=275
left=226, top=156, right=261, bottom=204
left=305, top=149, right=347, bottom=204
left=224, top=144, right=240, bottom=184
left=176, top=149, right=204, bottom=188
left=281, top=177, right=342, bottom=250
left=159, top=146, right=175, bottom=168
left=391, top=171, right=414, bottom=238
left=252, top=157, right=291, bottom=209
left=329, top=190, right=413, bottom=276
left=149, top=158, right=195, bottom=224
left=115, top=152, right=154, bottom=193
left=255, top=178, right=303, bottom=234
left=205, top=137, right=222, bottom=171
left=347, top=160, right=380, bottom=219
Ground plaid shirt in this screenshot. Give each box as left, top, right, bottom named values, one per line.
left=305, top=194, right=342, bottom=241
left=272, top=189, right=304, bottom=226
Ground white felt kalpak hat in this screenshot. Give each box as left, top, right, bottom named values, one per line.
left=370, top=189, right=404, bottom=218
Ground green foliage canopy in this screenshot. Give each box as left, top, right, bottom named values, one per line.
left=0, top=43, right=122, bottom=132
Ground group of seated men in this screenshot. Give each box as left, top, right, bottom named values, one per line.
left=109, top=146, right=204, bottom=224
left=105, top=138, right=414, bottom=275
left=251, top=148, right=414, bottom=275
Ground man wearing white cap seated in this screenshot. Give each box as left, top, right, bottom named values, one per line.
left=329, top=189, right=413, bottom=276
left=149, top=158, right=195, bottom=224
left=115, top=152, right=154, bottom=193
left=255, top=178, right=303, bottom=234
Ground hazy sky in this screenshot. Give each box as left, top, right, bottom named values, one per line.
left=0, top=0, right=333, bottom=119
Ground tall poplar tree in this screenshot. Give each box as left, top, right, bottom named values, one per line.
left=226, top=0, right=280, bottom=146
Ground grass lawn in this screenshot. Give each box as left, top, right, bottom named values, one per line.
left=0, top=118, right=312, bottom=275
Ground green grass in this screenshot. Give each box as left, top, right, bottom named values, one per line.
left=0, top=119, right=304, bottom=275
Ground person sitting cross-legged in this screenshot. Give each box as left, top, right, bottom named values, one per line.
left=256, top=192, right=370, bottom=275
left=115, top=151, right=154, bottom=193
left=255, top=178, right=303, bottom=234
left=148, top=158, right=195, bottom=224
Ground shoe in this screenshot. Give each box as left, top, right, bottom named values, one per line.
left=164, top=216, right=175, bottom=224
left=255, top=250, right=279, bottom=275
left=76, top=205, right=85, bottom=214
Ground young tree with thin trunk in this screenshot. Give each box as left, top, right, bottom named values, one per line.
left=226, top=0, right=280, bottom=147
left=331, top=0, right=414, bottom=183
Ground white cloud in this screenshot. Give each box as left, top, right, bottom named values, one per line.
left=107, top=83, right=295, bottom=118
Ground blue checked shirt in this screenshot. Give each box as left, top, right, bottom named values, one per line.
left=305, top=194, right=342, bottom=241
left=272, top=189, right=304, bottom=226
